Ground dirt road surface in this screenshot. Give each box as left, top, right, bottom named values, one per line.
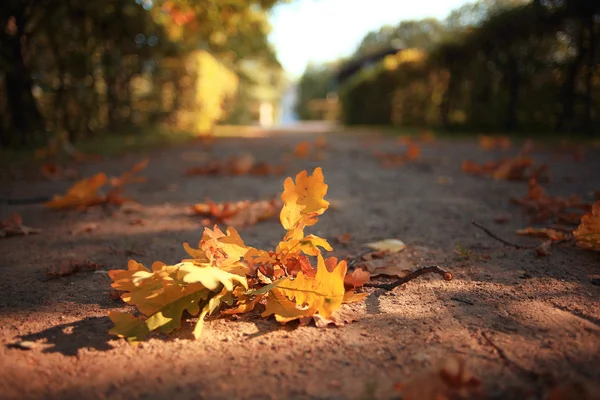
left=1, top=128, right=599, bottom=400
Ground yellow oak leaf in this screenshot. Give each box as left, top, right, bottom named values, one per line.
left=176, top=262, right=248, bottom=291
left=261, top=287, right=313, bottom=323
left=221, top=294, right=264, bottom=315
left=44, top=172, right=107, bottom=209
left=263, top=254, right=346, bottom=322
left=276, top=233, right=332, bottom=258
left=108, top=311, right=149, bottom=345
left=343, top=291, right=368, bottom=303
left=574, top=200, right=600, bottom=251
left=107, top=260, right=247, bottom=342
left=280, top=167, right=329, bottom=231
left=186, top=226, right=250, bottom=275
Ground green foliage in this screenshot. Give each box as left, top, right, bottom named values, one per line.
left=337, top=0, right=600, bottom=135
left=0, top=0, right=287, bottom=148
left=295, top=63, right=337, bottom=120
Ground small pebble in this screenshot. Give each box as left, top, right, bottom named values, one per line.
left=14, top=341, right=36, bottom=350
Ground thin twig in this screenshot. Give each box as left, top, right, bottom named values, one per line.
left=481, top=331, right=538, bottom=380
left=471, top=220, right=535, bottom=249
left=364, top=265, right=452, bottom=290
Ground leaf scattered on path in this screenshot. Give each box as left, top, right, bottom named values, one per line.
left=0, top=213, right=41, bottom=238
left=574, top=200, right=600, bottom=251
left=45, top=160, right=148, bottom=210
left=191, top=198, right=282, bottom=228
left=364, top=238, right=406, bottom=253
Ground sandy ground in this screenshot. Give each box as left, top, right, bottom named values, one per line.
left=1, top=128, right=599, bottom=400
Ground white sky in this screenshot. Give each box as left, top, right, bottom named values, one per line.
left=268, top=0, right=472, bottom=78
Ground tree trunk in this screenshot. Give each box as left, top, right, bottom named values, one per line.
left=439, top=70, right=455, bottom=128
left=2, top=7, right=44, bottom=146
left=506, top=54, right=520, bottom=131
left=583, top=14, right=596, bottom=133
left=558, top=21, right=586, bottom=133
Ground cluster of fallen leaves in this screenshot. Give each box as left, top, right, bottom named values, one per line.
left=45, top=160, right=148, bottom=210
left=0, top=213, right=40, bottom=238
left=504, top=179, right=600, bottom=254
left=292, top=136, right=328, bottom=159
left=107, top=168, right=368, bottom=344
left=462, top=157, right=548, bottom=181
left=397, top=130, right=436, bottom=145
left=185, top=153, right=286, bottom=177
left=190, top=198, right=282, bottom=228
left=373, top=142, right=421, bottom=168
left=463, top=139, right=550, bottom=181
left=511, top=179, right=591, bottom=225
left=479, top=135, right=511, bottom=150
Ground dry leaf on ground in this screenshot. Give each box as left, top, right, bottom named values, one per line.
left=185, top=155, right=286, bottom=177
left=335, top=233, right=352, bottom=244
left=0, top=213, right=41, bottom=238
left=343, top=268, right=370, bottom=289
left=512, top=179, right=590, bottom=224
left=374, top=143, right=421, bottom=168
left=45, top=160, right=148, bottom=210
left=479, top=135, right=511, bottom=150
left=516, top=227, right=567, bottom=241
left=47, top=259, right=104, bottom=278
left=395, top=357, right=481, bottom=400
left=462, top=157, right=545, bottom=181
left=364, top=238, right=406, bottom=253
left=574, top=200, right=600, bottom=251
left=191, top=198, right=281, bottom=228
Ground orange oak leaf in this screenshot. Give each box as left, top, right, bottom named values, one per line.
left=344, top=268, right=370, bottom=289
left=280, top=167, right=329, bottom=231
left=516, top=227, right=567, bottom=241
left=44, top=172, right=108, bottom=209
left=293, top=141, right=311, bottom=158
left=191, top=198, right=281, bottom=228
left=0, top=213, right=41, bottom=238
left=479, top=135, right=511, bottom=150
left=574, top=200, right=600, bottom=251
left=262, top=254, right=347, bottom=323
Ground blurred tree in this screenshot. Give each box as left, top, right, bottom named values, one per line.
left=0, top=0, right=288, bottom=148
left=336, top=0, right=600, bottom=135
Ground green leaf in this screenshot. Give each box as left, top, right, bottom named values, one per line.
left=108, top=311, right=150, bottom=345
left=175, top=262, right=248, bottom=291
left=145, top=290, right=208, bottom=334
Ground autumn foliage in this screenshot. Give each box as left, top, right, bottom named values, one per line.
left=108, top=168, right=365, bottom=343
left=45, top=160, right=148, bottom=209
left=574, top=200, right=600, bottom=251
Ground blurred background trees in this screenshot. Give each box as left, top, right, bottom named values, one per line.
left=296, top=0, right=600, bottom=135
left=0, top=0, right=287, bottom=148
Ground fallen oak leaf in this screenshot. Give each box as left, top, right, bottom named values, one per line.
left=47, top=259, right=104, bottom=278
left=45, top=172, right=108, bottom=209
left=479, top=135, right=511, bottom=150
left=335, top=233, right=352, bottom=245
left=301, top=305, right=361, bottom=328
left=364, top=238, right=406, bottom=253
left=516, top=227, right=568, bottom=241
left=394, top=356, right=481, bottom=400
left=535, top=240, right=552, bottom=257
left=361, top=260, right=411, bottom=278
left=0, top=213, right=41, bottom=238
left=574, top=200, right=600, bottom=251
left=344, top=268, right=370, bottom=289
left=262, top=254, right=347, bottom=323
left=293, top=141, right=311, bottom=158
